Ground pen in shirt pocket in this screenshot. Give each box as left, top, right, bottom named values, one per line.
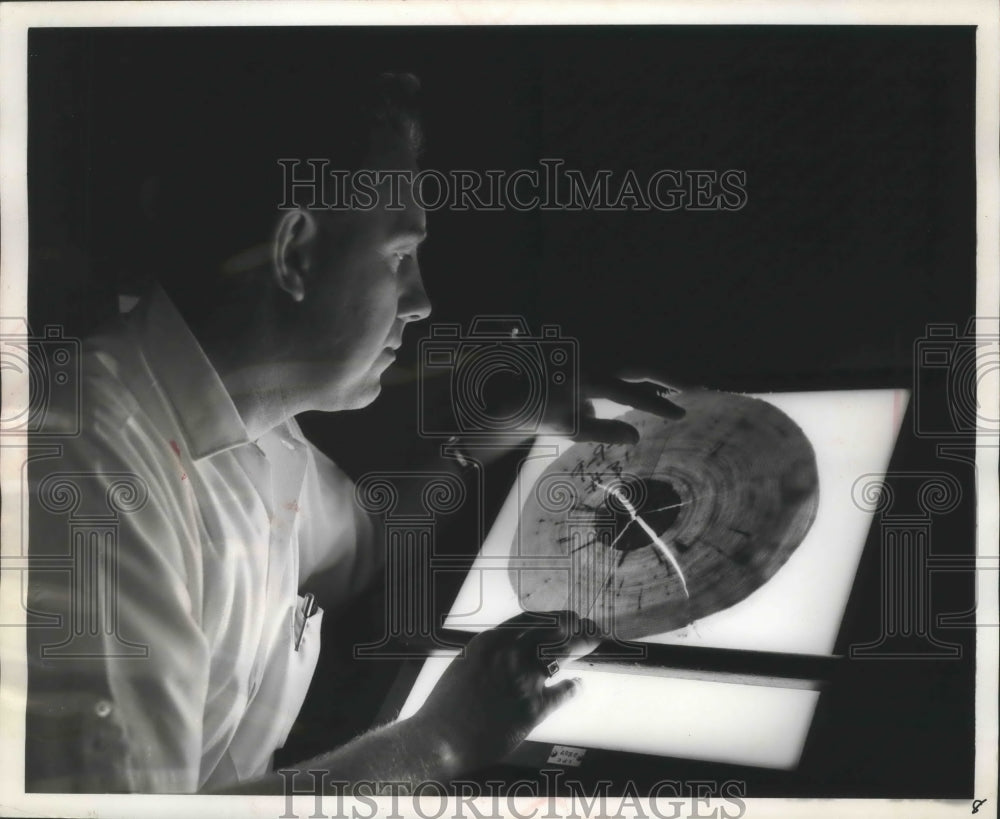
left=294, top=593, right=317, bottom=652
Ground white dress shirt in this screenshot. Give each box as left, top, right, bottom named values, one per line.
left=27, top=286, right=378, bottom=792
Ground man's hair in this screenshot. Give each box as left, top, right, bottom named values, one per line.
left=135, top=66, right=423, bottom=322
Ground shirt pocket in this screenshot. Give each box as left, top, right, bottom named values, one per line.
left=225, top=595, right=323, bottom=781
left=276, top=595, right=324, bottom=748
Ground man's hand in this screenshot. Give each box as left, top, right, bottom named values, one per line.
left=216, top=611, right=599, bottom=793
left=411, top=610, right=600, bottom=774
left=540, top=368, right=687, bottom=445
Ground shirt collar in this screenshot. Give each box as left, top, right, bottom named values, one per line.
left=132, top=285, right=251, bottom=461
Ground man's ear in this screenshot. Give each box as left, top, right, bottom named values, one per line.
left=273, top=209, right=318, bottom=303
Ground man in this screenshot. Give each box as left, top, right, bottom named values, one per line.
left=26, top=68, right=680, bottom=794
left=24, top=69, right=595, bottom=795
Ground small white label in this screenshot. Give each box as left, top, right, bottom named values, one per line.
left=546, top=744, right=586, bottom=767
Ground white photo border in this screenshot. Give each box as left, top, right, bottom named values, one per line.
left=1, top=2, right=996, bottom=818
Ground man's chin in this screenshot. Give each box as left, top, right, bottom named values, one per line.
left=347, top=378, right=384, bottom=410
left=308, top=374, right=382, bottom=413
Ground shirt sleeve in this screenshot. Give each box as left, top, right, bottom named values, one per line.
left=27, top=402, right=211, bottom=793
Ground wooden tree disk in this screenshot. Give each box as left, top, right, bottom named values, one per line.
left=510, top=390, right=820, bottom=640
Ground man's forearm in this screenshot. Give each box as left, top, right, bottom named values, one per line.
left=208, top=714, right=460, bottom=795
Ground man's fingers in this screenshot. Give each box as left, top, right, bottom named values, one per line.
left=612, top=367, right=684, bottom=392
left=498, top=610, right=568, bottom=632
left=584, top=374, right=686, bottom=421
left=518, top=613, right=603, bottom=666
left=481, top=611, right=604, bottom=676
left=540, top=677, right=582, bottom=717
left=474, top=610, right=559, bottom=655
left=563, top=628, right=602, bottom=660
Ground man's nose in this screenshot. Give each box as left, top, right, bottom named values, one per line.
left=399, top=261, right=432, bottom=322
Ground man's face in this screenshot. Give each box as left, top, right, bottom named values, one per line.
left=295, top=155, right=431, bottom=411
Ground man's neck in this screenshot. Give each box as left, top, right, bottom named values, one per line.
left=216, top=362, right=305, bottom=443
left=189, top=298, right=305, bottom=442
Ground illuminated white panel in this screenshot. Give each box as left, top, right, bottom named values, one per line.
left=397, top=651, right=820, bottom=770
left=445, top=390, right=909, bottom=656
left=402, top=390, right=908, bottom=768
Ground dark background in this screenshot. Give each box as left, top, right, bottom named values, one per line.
left=28, top=26, right=978, bottom=798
